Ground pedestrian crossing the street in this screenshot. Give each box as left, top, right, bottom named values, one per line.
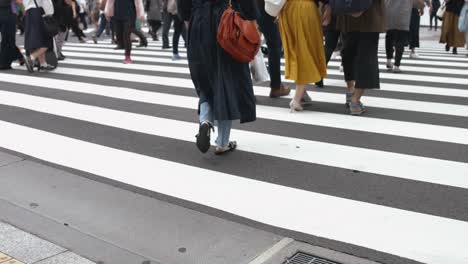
left=0, top=38, right=467, bottom=264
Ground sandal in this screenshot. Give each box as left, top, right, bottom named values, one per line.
left=196, top=122, right=213, bottom=153
left=215, top=141, right=237, bottom=155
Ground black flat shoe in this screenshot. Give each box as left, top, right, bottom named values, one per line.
left=215, top=141, right=237, bottom=155
left=137, top=43, right=148, bottom=48
left=114, top=46, right=124, bottom=50
left=196, top=122, right=213, bottom=153
left=315, top=79, right=324, bottom=88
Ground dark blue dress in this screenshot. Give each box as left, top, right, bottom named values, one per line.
left=178, top=0, right=257, bottom=123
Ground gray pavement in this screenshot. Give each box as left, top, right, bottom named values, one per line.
left=0, top=221, right=94, bottom=264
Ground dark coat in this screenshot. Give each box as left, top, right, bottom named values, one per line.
left=446, top=0, right=464, bottom=15
left=178, top=0, right=257, bottom=123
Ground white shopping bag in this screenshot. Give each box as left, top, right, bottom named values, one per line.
left=250, top=50, right=270, bottom=84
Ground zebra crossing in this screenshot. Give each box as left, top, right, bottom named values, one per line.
left=0, top=38, right=467, bottom=264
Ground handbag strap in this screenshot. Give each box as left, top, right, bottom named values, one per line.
left=33, top=0, right=39, bottom=8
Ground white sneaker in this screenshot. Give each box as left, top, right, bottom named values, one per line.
left=410, top=52, right=419, bottom=59
left=393, top=66, right=402, bottom=73
left=386, top=59, right=394, bottom=70
left=339, top=65, right=344, bottom=72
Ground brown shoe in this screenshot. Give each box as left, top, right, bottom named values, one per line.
left=269, top=85, right=291, bottom=98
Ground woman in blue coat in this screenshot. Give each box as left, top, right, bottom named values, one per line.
left=178, top=0, right=257, bottom=155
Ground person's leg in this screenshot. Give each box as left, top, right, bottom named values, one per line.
left=172, top=15, right=183, bottom=57
left=55, top=30, right=67, bottom=59
left=122, top=20, right=132, bottom=57
left=162, top=11, right=172, bottom=48
left=0, top=13, right=22, bottom=69
left=394, top=32, right=405, bottom=68
left=256, top=7, right=289, bottom=95
left=324, top=30, right=340, bottom=64
left=429, top=14, right=433, bottom=30
left=385, top=31, right=394, bottom=67
left=314, top=29, right=340, bottom=88
left=153, top=20, right=162, bottom=40
left=30, top=47, right=48, bottom=68
left=351, top=32, right=380, bottom=115
left=197, top=101, right=214, bottom=153
left=148, top=20, right=156, bottom=39
left=215, top=120, right=233, bottom=150
left=341, top=32, right=358, bottom=106
left=80, top=12, right=88, bottom=30
left=133, top=27, right=148, bottom=47
left=114, top=20, right=124, bottom=48
left=96, top=13, right=107, bottom=38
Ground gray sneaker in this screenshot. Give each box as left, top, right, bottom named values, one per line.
left=359, top=101, right=366, bottom=113
left=350, top=102, right=363, bottom=116
left=172, top=54, right=182, bottom=61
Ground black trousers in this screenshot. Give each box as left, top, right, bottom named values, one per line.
left=148, top=19, right=162, bottom=39
left=256, top=5, right=282, bottom=89
left=0, top=9, right=22, bottom=69
left=342, top=32, right=380, bottom=89
left=324, top=30, right=341, bottom=64
left=385, top=30, right=408, bottom=67
left=78, top=12, right=88, bottom=30
left=114, top=19, right=133, bottom=56
left=162, top=12, right=185, bottom=54
left=409, top=8, right=420, bottom=49
left=70, top=18, right=86, bottom=40
left=132, top=27, right=148, bottom=45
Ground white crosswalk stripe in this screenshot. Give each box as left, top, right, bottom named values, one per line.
left=3, top=38, right=468, bottom=264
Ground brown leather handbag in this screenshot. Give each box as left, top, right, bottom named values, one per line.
left=217, top=0, right=261, bottom=63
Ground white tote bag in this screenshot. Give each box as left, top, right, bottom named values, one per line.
left=437, top=2, right=446, bottom=19
left=265, top=0, right=286, bottom=17
left=250, top=50, right=270, bottom=83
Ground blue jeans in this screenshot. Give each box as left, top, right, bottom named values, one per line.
left=95, top=13, right=107, bottom=38
left=199, top=102, right=232, bottom=148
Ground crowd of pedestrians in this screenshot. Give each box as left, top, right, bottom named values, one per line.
left=0, top=0, right=468, bottom=154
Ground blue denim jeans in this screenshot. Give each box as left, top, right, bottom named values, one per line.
left=95, top=13, right=107, bottom=38
left=199, top=102, right=232, bottom=148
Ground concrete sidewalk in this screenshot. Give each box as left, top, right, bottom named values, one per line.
left=0, top=222, right=94, bottom=264
left=0, top=149, right=383, bottom=264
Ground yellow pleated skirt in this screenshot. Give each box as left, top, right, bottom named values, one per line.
left=279, top=0, right=327, bottom=85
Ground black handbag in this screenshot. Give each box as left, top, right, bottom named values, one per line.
left=33, top=0, right=60, bottom=37
left=329, top=0, right=373, bottom=15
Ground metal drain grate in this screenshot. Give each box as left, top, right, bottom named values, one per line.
left=284, top=252, right=341, bottom=264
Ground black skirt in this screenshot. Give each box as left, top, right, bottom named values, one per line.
left=342, top=32, right=381, bottom=89
left=24, top=8, right=53, bottom=52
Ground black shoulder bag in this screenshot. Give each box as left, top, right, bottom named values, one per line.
left=33, top=0, right=60, bottom=37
